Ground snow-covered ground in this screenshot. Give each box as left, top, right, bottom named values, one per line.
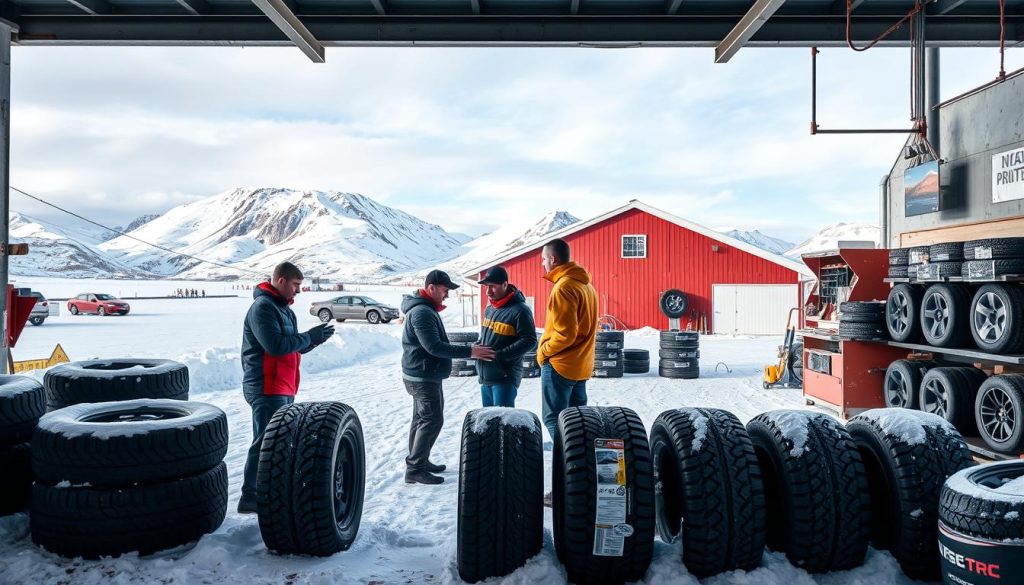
left=0, top=279, right=926, bottom=585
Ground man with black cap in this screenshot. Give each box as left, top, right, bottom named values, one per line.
left=477, top=266, right=537, bottom=407
left=400, top=269, right=496, bottom=484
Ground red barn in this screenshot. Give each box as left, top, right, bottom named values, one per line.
left=463, top=200, right=810, bottom=335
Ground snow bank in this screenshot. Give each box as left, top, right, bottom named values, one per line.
left=470, top=408, right=539, bottom=434
left=855, top=408, right=957, bottom=445
left=179, top=326, right=401, bottom=394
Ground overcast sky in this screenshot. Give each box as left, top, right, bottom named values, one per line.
left=10, top=45, right=1023, bottom=242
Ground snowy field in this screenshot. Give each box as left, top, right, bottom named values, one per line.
left=0, top=279, right=927, bottom=585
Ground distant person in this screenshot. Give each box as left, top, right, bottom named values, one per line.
left=202, top=289, right=206, bottom=298
left=237, top=261, right=335, bottom=514
left=400, top=270, right=495, bottom=485
left=537, top=238, right=598, bottom=442
left=477, top=266, right=536, bottom=407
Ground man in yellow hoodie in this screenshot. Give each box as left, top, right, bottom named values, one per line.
left=537, top=238, right=599, bottom=440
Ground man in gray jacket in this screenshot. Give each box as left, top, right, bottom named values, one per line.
left=401, top=269, right=495, bottom=484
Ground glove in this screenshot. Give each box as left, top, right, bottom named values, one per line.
left=307, top=323, right=335, bottom=346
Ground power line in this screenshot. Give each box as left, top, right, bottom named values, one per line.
left=9, top=186, right=264, bottom=277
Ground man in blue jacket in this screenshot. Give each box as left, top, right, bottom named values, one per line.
left=401, top=269, right=495, bottom=485
left=477, top=266, right=537, bottom=407
left=237, top=262, right=335, bottom=513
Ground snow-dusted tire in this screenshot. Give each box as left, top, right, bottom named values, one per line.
left=594, top=340, right=622, bottom=351
left=0, top=375, right=45, bottom=448
left=884, top=359, right=933, bottom=409
left=650, top=408, right=765, bottom=577
left=746, top=410, right=870, bottom=573
left=449, top=331, right=480, bottom=343
left=553, top=406, right=655, bottom=585
left=886, top=284, right=923, bottom=343
left=975, top=374, right=1024, bottom=454
left=847, top=409, right=973, bottom=580
left=30, top=462, right=228, bottom=559
left=838, top=301, right=885, bottom=323
left=962, top=258, right=1024, bottom=279
left=257, top=402, right=365, bottom=556
left=929, top=242, right=965, bottom=262
left=940, top=461, right=1024, bottom=542
left=457, top=408, right=543, bottom=583
left=0, top=443, right=32, bottom=515
left=920, top=284, right=973, bottom=348
left=44, top=358, right=189, bottom=411
left=919, top=367, right=983, bottom=433
left=31, top=399, right=227, bottom=488
left=970, top=284, right=1024, bottom=354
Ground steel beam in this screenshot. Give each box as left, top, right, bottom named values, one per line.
left=0, top=22, right=9, bottom=373
left=13, top=15, right=1023, bottom=47
left=371, top=0, right=388, bottom=15
left=175, top=0, right=211, bottom=15
left=666, top=0, right=684, bottom=15
left=928, top=0, right=970, bottom=15
left=715, top=0, right=787, bottom=63
left=250, top=0, right=324, bottom=62
left=66, top=0, right=110, bottom=15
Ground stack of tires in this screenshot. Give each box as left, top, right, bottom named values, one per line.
left=593, top=330, right=624, bottom=379
left=0, top=376, right=45, bottom=516
left=888, top=247, right=910, bottom=278
left=44, top=358, right=189, bottom=410
left=963, top=237, right=1024, bottom=280
left=30, top=399, right=229, bottom=558
left=623, top=349, right=650, bottom=374
left=837, top=301, right=889, bottom=341
left=918, top=241, right=965, bottom=280
left=449, top=331, right=480, bottom=377
left=256, top=401, right=365, bottom=556
left=659, top=330, right=699, bottom=379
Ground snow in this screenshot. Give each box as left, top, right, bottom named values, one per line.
left=944, top=462, right=1024, bottom=504
left=470, top=408, right=539, bottom=434
left=39, top=399, right=222, bottom=440
left=686, top=409, right=709, bottom=452
left=0, top=278, right=923, bottom=584
left=998, top=476, right=1024, bottom=496
left=786, top=223, right=880, bottom=259
left=855, top=408, right=957, bottom=446
left=723, top=230, right=795, bottom=256
left=760, top=410, right=814, bottom=457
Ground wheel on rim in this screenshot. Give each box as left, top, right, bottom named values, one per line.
left=366, top=310, right=380, bottom=324
left=886, top=368, right=911, bottom=408
left=659, top=289, right=688, bottom=319
left=98, top=306, right=105, bottom=316
left=970, top=284, right=1024, bottom=354
left=920, top=376, right=949, bottom=419
left=886, top=284, right=921, bottom=343
left=974, top=375, right=1024, bottom=453
left=883, top=359, right=930, bottom=410
left=922, top=294, right=949, bottom=341
left=318, top=309, right=332, bottom=323
left=70, top=305, right=79, bottom=315
left=920, top=284, right=971, bottom=348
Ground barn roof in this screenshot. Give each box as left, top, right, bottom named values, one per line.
left=463, top=199, right=813, bottom=280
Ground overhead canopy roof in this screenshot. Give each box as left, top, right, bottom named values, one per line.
left=4, top=0, right=1023, bottom=62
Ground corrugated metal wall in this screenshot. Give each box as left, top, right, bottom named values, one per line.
left=479, top=208, right=800, bottom=331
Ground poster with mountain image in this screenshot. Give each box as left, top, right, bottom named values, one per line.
left=904, top=160, right=940, bottom=217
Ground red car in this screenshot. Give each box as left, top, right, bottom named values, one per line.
left=68, top=293, right=131, bottom=316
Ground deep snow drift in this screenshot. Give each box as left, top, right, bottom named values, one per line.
left=0, top=280, right=926, bottom=585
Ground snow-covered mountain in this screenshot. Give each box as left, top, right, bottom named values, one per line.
left=786, top=222, right=880, bottom=258
left=99, top=188, right=467, bottom=281
left=8, top=213, right=149, bottom=278
left=723, top=229, right=795, bottom=256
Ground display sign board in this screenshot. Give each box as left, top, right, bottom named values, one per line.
left=992, top=146, right=1024, bottom=203
left=13, top=344, right=70, bottom=373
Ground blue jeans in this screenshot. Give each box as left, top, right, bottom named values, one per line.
left=541, top=363, right=587, bottom=440
left=481, top=383, right=519, bottom=407
left=241, top=394, right=294, bottom=502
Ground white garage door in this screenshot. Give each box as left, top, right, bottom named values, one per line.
left=712, top=284, right=798, bottom=335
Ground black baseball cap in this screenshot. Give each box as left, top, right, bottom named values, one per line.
left=479, top=266, right=509, bottom=285
left=424, top=269, right=459, bottom=289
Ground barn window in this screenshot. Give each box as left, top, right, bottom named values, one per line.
left=621, top=235, right=647, bottom=258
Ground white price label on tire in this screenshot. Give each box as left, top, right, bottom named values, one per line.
left=975, top=246, right=993, bottom=260
left=593, top=438, right=627, bottom=557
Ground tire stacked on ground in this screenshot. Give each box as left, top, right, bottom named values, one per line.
left=886, top=283, right=924, bottom=343
left=30, top=399, right=229, bottom=558
left=659, top=330, right=699, bottom=379
left=746, top=410, right=871, bottom=573
left=920, top=283, right=973, bottom=348
left=0, top=376, right=45, bottom=515
left=974, top=374, right=1024, bottom=454
left=553, top=406, right=655, bottom=585
left=449, top=331, right=480, bottom=378
left=256, top=401, right=365, bottom=556
left=837, top=301, right=889, bottom=341
left=593, top=330, right=624, bottom=379
left=650, top=408, right=765, bottom=577
left=918, top=367, right=987, bottom=434
left=457, top=408, right=543, bottom=583
left=43, top=358, right=189, bottom=411
left=962, top=237, right=1024, bottom=279
left=623, top=349, right=650, bottom=374
left=888, top=247, right=910, bottom=279
left=847, top=408, right=974, bottom=580
left=939, top=461, right=1024, bottom=584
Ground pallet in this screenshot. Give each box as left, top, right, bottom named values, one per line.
left=963, top=436, right=1024, bottom=463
